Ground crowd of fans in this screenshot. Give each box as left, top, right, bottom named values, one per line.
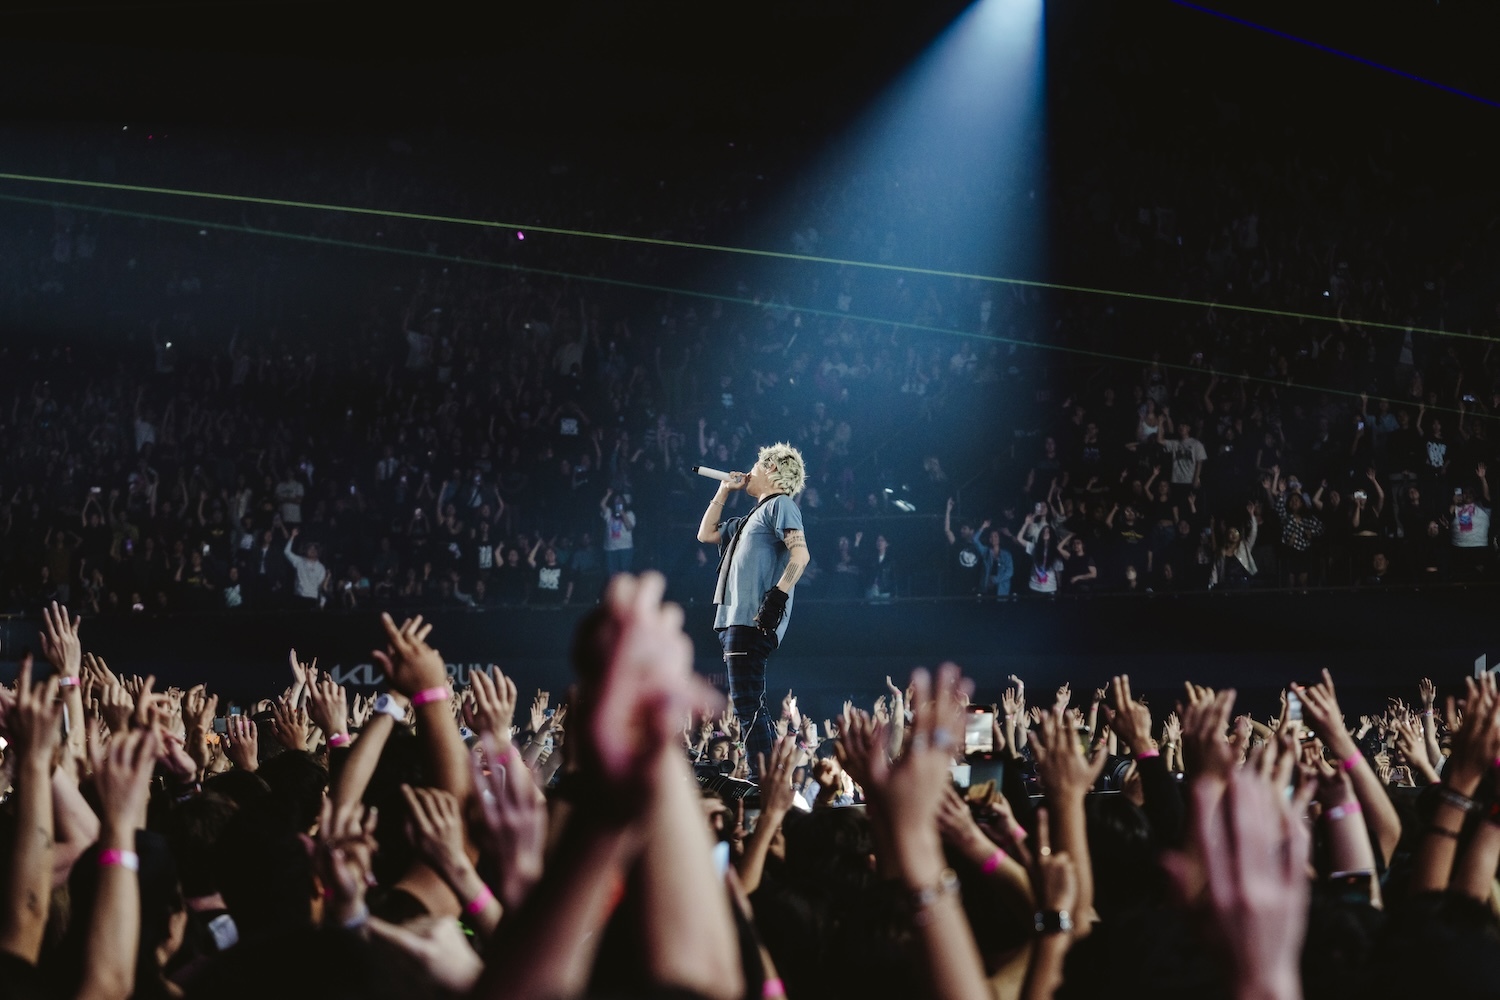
left=6, top=87, right=1500, bottom=614
left=5, top=588, right=1500, bottom=1000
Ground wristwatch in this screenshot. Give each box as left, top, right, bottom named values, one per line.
left=372, top=693, right=407, bottom=723
left=1033, top=909, right=1074, bottom=935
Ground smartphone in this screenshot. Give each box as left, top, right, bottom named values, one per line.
left=948, top=762, right=972, bottom=788
left=965, top=706, right=995, bottom=755
left=1286, top=690, right=1303, bottom=724
left=213, top=717, right=228, bottom=734
left=712, top=840, right=731, bottom=877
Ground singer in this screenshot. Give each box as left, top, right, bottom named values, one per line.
left=695, top=443, right=809, bottom=770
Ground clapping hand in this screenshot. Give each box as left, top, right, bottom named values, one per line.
left=472, top=736, right=547, bottom=913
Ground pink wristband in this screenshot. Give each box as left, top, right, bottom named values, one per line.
left=1135, top=748, right=1160, bottom=760
left=1324, top=801, right=1362, bottom=822
left=98, top=849, right=140, bottom=872
left=762, top=978, right=786, bottom=999
left=464, top=884, right=495, bottom=916
left=57, top=675, right=80, bottom=689
left=328, top=733, right=351, bottom=748
left=1011, top=824, right=1027, bottom=843
left=981, top=847, right=1007, bottom=874
left=410, top=686, right=450, bottom=707
left=1339, top=753, right=1362, bottom=772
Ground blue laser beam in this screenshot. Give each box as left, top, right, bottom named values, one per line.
left=1171, top=0, right=1500, bottom=111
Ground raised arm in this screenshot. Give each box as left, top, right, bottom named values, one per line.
left=1294, top=670, right=1401, bottom=865
left=943, top=497, right=957, bottom=545
left=0, top=659, right=62, bottom=966
left=697, top=472, right=746, bottom=544
left=373, top=614, right=472, bottom=803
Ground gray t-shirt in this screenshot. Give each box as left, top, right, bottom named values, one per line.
left=713, top=494, right=804, bottom=643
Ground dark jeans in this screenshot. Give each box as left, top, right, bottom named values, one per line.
left=719, top=624, right=779, bottom=770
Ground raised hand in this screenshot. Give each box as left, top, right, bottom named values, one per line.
left=224, top=715, right=259, bottom=772
left=1390, top=716, right=1437, bottom=784
left=756, top=736, right=800, bottom=817
left=288, top=648, right=315, bottom=694
left=471, top=736, right=547, bottom=913
left=10, top=655, right=63, bottom=769
left=1107, top=674, right=1155, bottom=754
left=1162, top=711, right=1183, bottom=747
left=401, top=784, right=474, bottom=887
left=92, top=728, right=162, bottom=834
left=82, top=652, right=118, bottom=689
left=314, top=797, right=379, bottom=927
left=306, top=674, right=349, bottom=742
left=528, top=690, right=550, bottom=734
left=270, top=695, right=312, bottom=751
left=868, top=664, right=969, bottom=831
left=781, top=689, right=801, bottom=730
left=1030, top=808, right=1080, bottom=920
left=39, top=601, right=83, bottom=678
left=1291, top=669, right=1355, bottom=758
left=1418, top=677, right=1436, bottom=709
left=1446, top=675, right=1500, bottom=793
left=99, top=682, right=133, bottom=734
left=469, top=667, right=518, bottom=743
left=572, top=573, right=721, bottom=801
left=1179, top=688, right=1238, bottom=784
left=1054, top=683, right=1072, bottom=712
left=129, top=675, right=158, bottom=731
left=1032, top=707, right=1109, bottom=800
left=371, top=614, right=447, bottom=699
left=350, top=692, right=372, bottom=730
left=834, top=707, right=888, bottom=794
left=1163, top=740, right=1314, bottom=1000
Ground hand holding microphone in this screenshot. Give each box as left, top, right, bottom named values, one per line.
left=695, top=466, right=747, bottom=490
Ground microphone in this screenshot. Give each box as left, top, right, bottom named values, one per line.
left=693, top=466, right=732, bottom=483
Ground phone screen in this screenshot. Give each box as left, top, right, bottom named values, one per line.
left=1286, top=691, right=1303, bottom=724
left=965, top=708, right=995, bottom=755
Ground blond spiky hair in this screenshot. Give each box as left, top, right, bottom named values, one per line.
left=758, top=442, right=807, bottom=497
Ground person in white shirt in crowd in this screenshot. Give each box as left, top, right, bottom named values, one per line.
left=274, top=469, right=305, bottom=527
left=1161, top=418, right=1208, bottom=503
left=284, top=527, right=329, bottom=609
left=1448, top=461, right=1492, bottom=580
left=600, top=488, right=637, bottom=577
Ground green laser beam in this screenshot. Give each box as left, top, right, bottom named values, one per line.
left=0, top=190, right=1478, bottom=420
left=0, top=169, right=1490, bottom=346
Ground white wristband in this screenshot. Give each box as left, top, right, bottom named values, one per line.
left=372, top=694, right=407, bottom=723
